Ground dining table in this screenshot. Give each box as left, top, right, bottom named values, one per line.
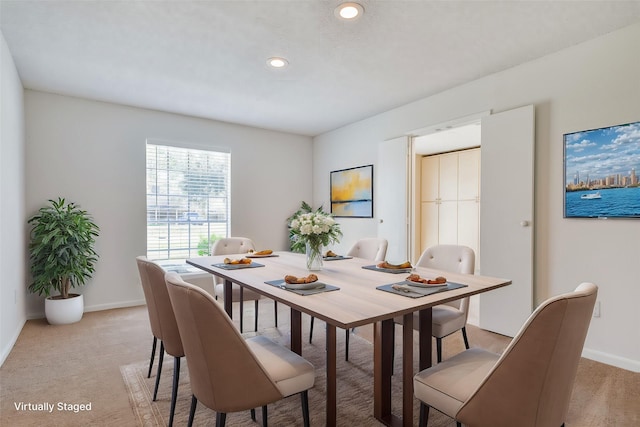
left=186, top=251, right=510, bottom=427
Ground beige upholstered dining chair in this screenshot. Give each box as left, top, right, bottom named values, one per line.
left=310, top=237, right=388, bottom=361
left=415, top=244, right=475, bottom=362
left=136, top=256, right=185, bottom=427
left=165, top=272, right=315, bottom=427
left=346, top=237, right=389, bottom=263
left=211, top=237, right=277, bottom=332
left=414, top=282, right=598, bottom=427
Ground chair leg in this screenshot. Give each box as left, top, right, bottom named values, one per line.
left=461, top=326, right=470, bottom=349
left=301, top=390, right=310, bottom=427
left=153, top=341, right=165, bottom=401
left=215, top=412, right=226, bottom=427
left=262, top=405, right=268, bottom=427
left=168, top=356, right=181, bottom=427
left=239, top=288, right=244, bottom=333
left=309, top=316, right=315, bottom=343
left=457, top=423, right=461, bottom=427
left=345, top=328, right=350, bottom=361
left=250, top=408, right=256, bottom=421
left=436, top=337, right=443, bottom=363
left=419, top=402, right=429, bottom=426
left=187, top=395, right=197, bottom=427
left=147, top=336, right=157, bottom=378
left=254, top=300, right=259, bottom=332
left=274, top=301, right=278, bottom=327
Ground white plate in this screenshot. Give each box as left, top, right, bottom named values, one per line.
left=246, top=253, right=279, bottom=258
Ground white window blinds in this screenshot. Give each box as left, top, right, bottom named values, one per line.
left=146, top=142, right=230, bottom=260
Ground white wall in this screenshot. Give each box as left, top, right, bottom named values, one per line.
left=0, top=32, right=27, bottom=366
left=24, top=91, right=312, bottom=317
left=313, top=23, right=640, bottom=371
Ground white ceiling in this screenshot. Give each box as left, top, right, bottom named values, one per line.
left=2, top=1, right=639, bottom=137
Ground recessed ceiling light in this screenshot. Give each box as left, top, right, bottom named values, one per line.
left=335, top=2, right=364, bottom=20
left=267, top=57, right=288, bottom=68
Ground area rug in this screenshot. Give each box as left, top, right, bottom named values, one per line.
left=121, top=322, right=456, bottom=426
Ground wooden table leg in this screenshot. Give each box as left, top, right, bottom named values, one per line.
left=402, top=313, right=414, bottom=427
left=373, top=312, right=428, bottom=427
left=326, top=324, right=337, bottom=427
left=290, top=309, right=302, bottom=355
left=224, top=279, right=233, bottom=318
left=374, top=319, right=394, bottom=424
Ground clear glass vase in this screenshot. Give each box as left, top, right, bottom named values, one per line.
left=306, top=242, right=323, bottom=271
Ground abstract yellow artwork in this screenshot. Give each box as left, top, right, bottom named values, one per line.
left=330, top=165, right=373, bottom=217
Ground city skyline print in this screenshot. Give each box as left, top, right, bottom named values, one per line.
left=565, top=121, right=640, bottom=187
left=564, top=120, right=640, bottom=218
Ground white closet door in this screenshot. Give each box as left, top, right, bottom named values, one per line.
left=458, top=200, right=479, bottom=257
left=438, top=201, right=458, bottom=244
left=458, top=148, right=480, bottom=201
left=479, top=105, right=535, bottom=337
left=439, top=153, right=458, bottom=201
left=377, top=136, right=411, bottom=262
left=421, top=156, right=439, bottom=201
left=420, top=201, right=439, bottom=251
left=458, top=148, right=480, bottom=270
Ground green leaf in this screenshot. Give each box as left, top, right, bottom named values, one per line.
left=27, top=198, right=100, bottom=298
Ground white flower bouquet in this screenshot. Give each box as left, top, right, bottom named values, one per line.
left=287, top=202, right=342, bottom=253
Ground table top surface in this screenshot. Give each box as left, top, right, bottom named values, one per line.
left=187, top=252, right=511, bottom=329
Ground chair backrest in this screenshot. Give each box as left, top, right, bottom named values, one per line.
left=346, top=238, right=388, bottom=262
left=164, top=272, right=282, bottom=412
left=456, top=282, right=598, bottom=427
left=211, top=237, right=256, bottom=255
left=210, top=237, right=256, bottom=285
left=136, top=256, right=184, bottom=357
left=416, top=245, right=475, bottom=311
left=416, top=244, right=475, bottom=274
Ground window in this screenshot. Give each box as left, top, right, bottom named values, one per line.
left=146, top=141, right=230, bottom=261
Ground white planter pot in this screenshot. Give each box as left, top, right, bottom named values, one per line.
left=45, top=294, right=84, bottom=325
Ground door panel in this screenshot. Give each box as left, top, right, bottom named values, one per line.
left=420, top=202, right=439, bottom=252
left=458, top=148, right=480, bottom=200
left=377, top=137, right=411, bottom=262
left=439, top=153, right=458, bottom=200
left=479, top=105, right=535, bottom=337
left=458, top=200, right=479, bottom=250
left=421, top=156, right=439, bottom=201
left=439, top=201, right=458, bottom=244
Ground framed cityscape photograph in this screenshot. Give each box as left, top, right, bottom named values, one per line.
left=564, top=120, right=640, bottom=218
left=330, top=164, right=373, bottom=218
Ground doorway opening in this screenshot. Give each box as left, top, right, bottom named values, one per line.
left=411, top=121, right=482, bottom=324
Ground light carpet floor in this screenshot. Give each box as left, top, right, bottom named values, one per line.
left=121, top=320, right=467, bottom=427
left=2, top=303, right=639, bottom=426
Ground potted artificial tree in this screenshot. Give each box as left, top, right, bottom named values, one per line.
left=28, top=197, right=100, bottom=325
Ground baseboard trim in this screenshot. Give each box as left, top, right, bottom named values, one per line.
left=0, top=317, right=26, bottom=367
left=582, top=347, right=640, bottom=373
left=27, top=299, right=146, bottom=320
left=84, top=299, right=146, bottom=313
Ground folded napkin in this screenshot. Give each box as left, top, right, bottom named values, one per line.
left=264, top=278, right=339, bottom=296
